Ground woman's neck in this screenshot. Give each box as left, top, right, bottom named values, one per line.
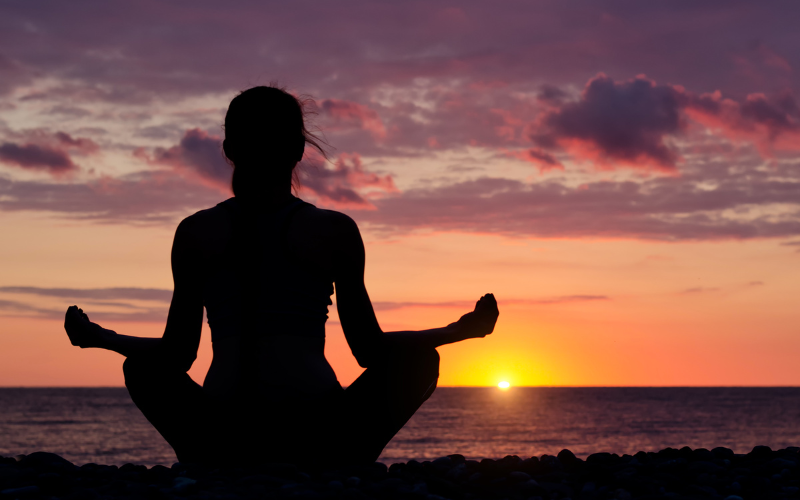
left=235, top=188, right=295, bottom=211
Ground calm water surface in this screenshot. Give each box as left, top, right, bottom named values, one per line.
left=1, top=387, right=799, bottom=466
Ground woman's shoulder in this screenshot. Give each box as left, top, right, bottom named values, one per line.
left=173, top=201, right=234, bottom=245
left=297, top=204, right=360, bottom=238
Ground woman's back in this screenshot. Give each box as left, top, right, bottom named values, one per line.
left=188, top=197, right=350, bottom=402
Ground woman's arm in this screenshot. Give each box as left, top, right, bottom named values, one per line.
left=332, top=214, right=499, bottom=368
left=64, top=216, right=205, bottom=371
left=64, top=306, right=162, bottom=356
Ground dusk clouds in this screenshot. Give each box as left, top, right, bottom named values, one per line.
left=530, top=75, right=685, bottom=170
left=0, top=0, right=799, bottom=241
left=0, top=131, right=98, bottom=174
left=146, top=129, right=231, bottom=189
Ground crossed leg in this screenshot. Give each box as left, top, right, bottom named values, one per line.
left=123, top=346, right=439, bottom=465
left=336, top=347, right=440, bottom=464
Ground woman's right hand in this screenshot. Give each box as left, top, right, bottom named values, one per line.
left=64, top=305, right=112, bottom=349
left=455, top=293, right=499, bottom=340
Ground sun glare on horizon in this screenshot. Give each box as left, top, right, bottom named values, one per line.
left=498, top=381, right=511, bottom=390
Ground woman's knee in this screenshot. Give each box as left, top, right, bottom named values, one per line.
left=122, top=357, right=146, bottom=388
left=122, top=356, right=164, bottom=390
left=421, top=348, right=440, bottom=377
left=395, top=347, right=439, bottom=380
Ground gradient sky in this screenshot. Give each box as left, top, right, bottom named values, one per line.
left=1, top=1, right=799, bottom=387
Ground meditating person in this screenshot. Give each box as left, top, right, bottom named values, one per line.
left=63, top=86, right=499, bottom=466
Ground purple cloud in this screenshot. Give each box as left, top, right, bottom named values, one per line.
left=530, top=74, right=685, bottom=169
left=0, top=170, right=225, bottom=223
left=299, top=152, right=398, bottom=208
left=0, top=142, right=77, bottom=173
left=354, top=162, right=800, bottom=240
left=0, top=131, right=99, bottom=174
left=147, top=128, right=231, bottom=189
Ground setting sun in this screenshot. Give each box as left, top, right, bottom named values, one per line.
left=498, top=381, right=511, bottom=390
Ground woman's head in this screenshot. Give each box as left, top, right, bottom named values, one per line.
left=223, top=86, right=326, bottom=198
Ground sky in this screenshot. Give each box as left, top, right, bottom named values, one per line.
left=0, top=0, right=799, bottom=387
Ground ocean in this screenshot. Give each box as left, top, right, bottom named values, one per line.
left=1, top=387, right=799, bottom=466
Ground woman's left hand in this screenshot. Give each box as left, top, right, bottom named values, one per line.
left=64, top=305, right=112, bottom=349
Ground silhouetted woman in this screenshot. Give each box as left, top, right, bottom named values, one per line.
left=64, top=86, right=499, bottom=466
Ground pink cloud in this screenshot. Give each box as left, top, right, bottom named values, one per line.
left=511, top=148, right=564, bottom=172
left=527, top=74, right=800, bottom=170
left=300, top=152, right=398, bottom=208
left=686, top=91, right=800, bottom=156
left=319, top=99, right=387, bottom=139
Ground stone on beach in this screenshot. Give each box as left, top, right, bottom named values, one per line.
left=2, top=446, right=800, bottom=499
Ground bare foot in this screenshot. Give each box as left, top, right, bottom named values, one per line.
left=64, top=305, right=110, bottom=348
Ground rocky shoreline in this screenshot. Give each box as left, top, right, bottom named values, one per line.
left=2, top=446, right=799, bottom=499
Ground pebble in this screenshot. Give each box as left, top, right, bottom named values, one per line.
left=2, top=446, right=800, bottom=499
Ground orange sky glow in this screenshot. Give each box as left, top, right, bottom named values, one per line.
left=1, top=2, right=799, bottom=387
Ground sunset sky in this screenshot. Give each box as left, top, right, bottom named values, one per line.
left=1, top=1, right=799, bottom=387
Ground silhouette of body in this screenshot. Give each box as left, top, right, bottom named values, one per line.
left=64, top=86, right=499, bottom=466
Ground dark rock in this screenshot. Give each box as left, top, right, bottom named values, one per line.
left=587, top=452, right=616, bottom=464
left=444, top=464, right=466, bottom=481
left=657, top=447, right=680, bottom=460
left=557, top=449, right=578, bottom=465
left=467, top=472, right=483, bottom=484
left=712, top=447, right=735, bottom=460
left=0, top=485, right=40, bottom=498
left=447, top=454, right=465, bottom=465
left=387, top=463, right=405, bottom=475
left=519, top=457, right=540, bottom=476
left=749, top=445, right=773, bottom=459
left=4, top=447, right=800, bottom=500
left=537, top=481, right=573, bottom=496
left=615, top=466, right=638, bottom=479
left=426, top=476, right=460, bottom=499
left=36, top=471, right=71, bottom=493
left=342, top=486, right=368, bottom=500
left=478, top=458, right=496, bottom=472
left=692, top=448, right=715, bottom=462
left=687, top=461, right=724, bottom=474
left=539, top=454, right=563, bottom=472
left=767, top=457, right=797, bottom=470
left=377, top=478, right=404, bottom=491
left=507, top=471, right=530, bottom=482
left=20, top=452, right=76, bottom=472
left=171, top=476, right=197, bottom=493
